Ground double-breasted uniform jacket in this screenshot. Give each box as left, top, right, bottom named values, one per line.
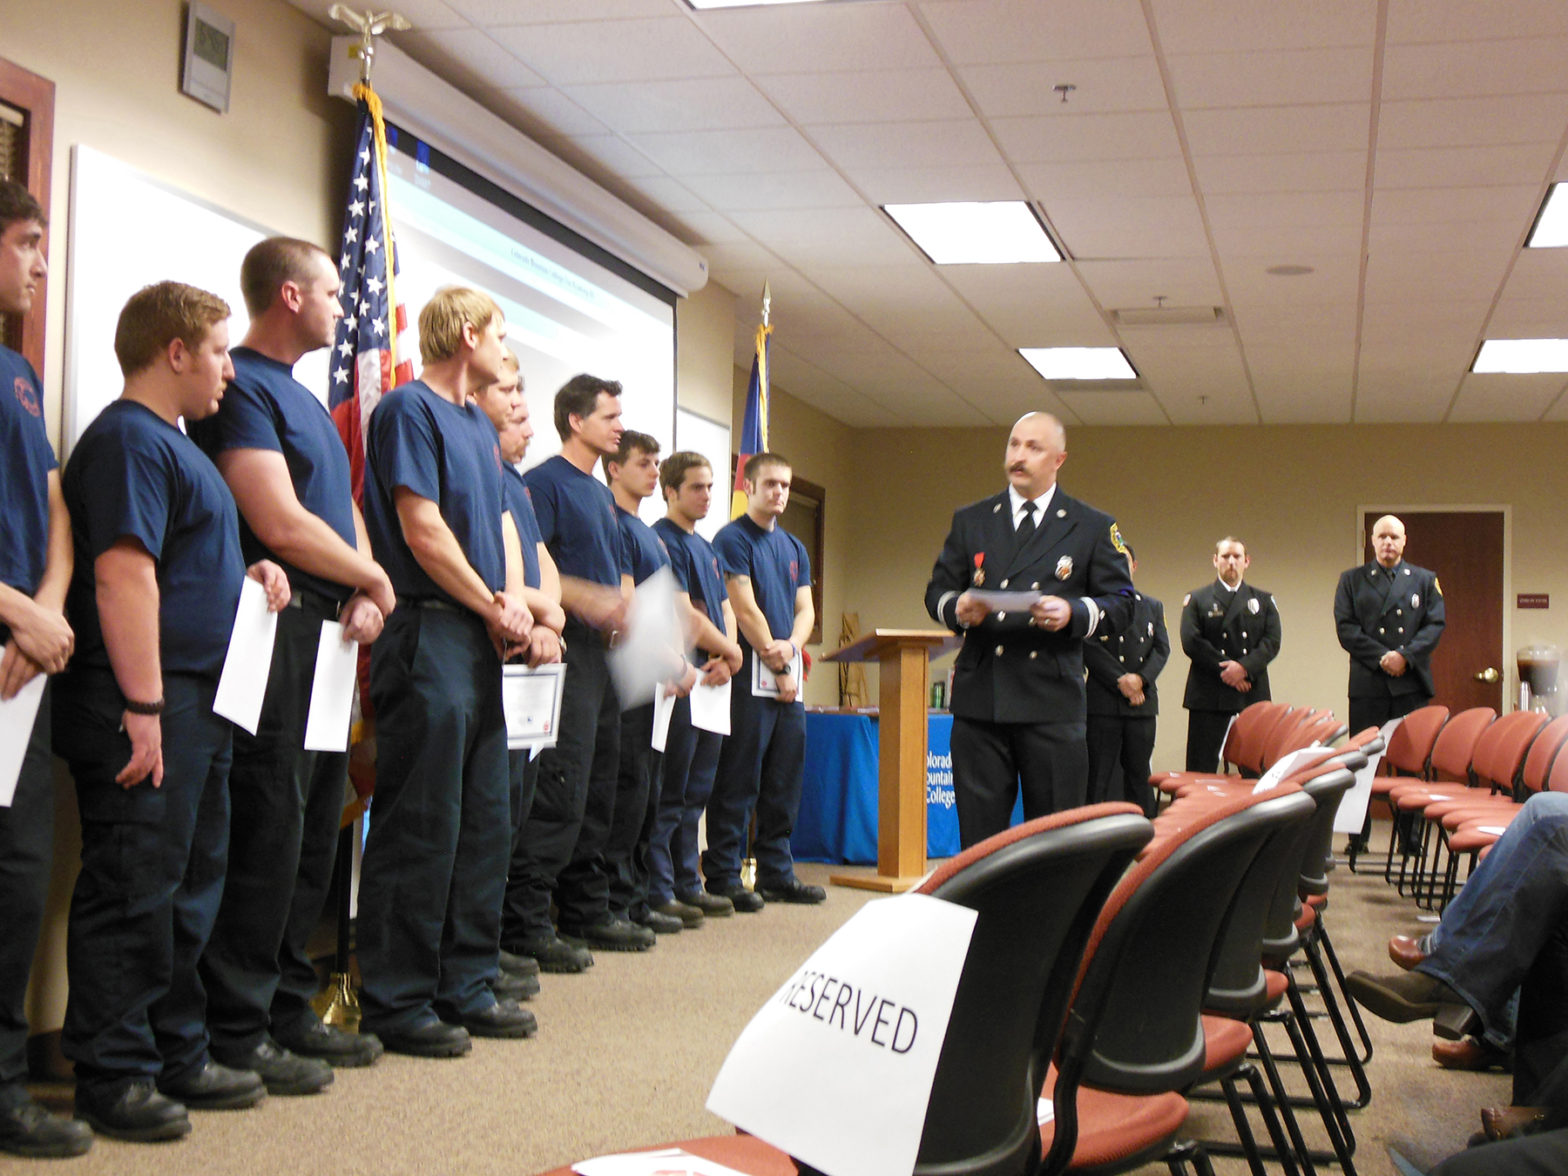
left=1084, top=592, right=1168, bottom=718
left=1333, top=560, right=1445, bottom=700
left=1180, top=580, right=1282, bottom=712
left=925, top=488, right=1136, bottom=725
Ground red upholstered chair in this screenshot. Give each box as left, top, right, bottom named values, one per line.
left=1152, top=701, right=1291, bottom=798
left=529, top=804, right=1153, bottom=1176
left=1384, top=706, right=1494, bottom=891
left=1039, top=789, right=1305, bottom=1176
left=1367, top=704, right=1448, bottom=876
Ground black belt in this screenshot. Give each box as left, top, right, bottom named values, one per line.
left=411, top=597, right=464, bottom=614
left=285, top=586, right=347, bottom=618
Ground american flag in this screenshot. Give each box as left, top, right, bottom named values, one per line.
left=330, top=81, right=413, bottom=503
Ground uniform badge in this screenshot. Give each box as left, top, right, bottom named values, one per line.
left=1411, top=593, right=1419, bottom=608
left=1183, top=593, right=1192, bottom=606
left=1055, top=556, right=1073, bottom=580
left=1109, top=522, right=1127, bottom=554
left=1247, top=598, right=1260, bottom=614
left=1434, top=577, right=1443, bottom=597
left=1147, top=621, right=1155, bottom=636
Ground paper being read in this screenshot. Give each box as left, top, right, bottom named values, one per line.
left=212, top=577, right=278, bottom=735
left=688, top=679, right=731, bottom=736
left=303, top=620, right=357, bottom=752
left=651, top=682, right=677, bottom=753
left=0, top=674, right=48, bottom=807
left=608, top=566, right=680, bottom=709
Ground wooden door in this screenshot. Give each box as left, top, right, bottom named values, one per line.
left=1361, top=511, right=1504, bottom=712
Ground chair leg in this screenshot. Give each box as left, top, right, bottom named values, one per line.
left=1283, top=976, right=1359, bottom=1174
left=1312, top=921, right=1374, bottom=1068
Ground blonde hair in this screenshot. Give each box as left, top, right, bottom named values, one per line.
left=418, top=286, right=500, bottom=364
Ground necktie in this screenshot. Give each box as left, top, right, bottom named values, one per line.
left=1016, top=499, right=1037, bottom=546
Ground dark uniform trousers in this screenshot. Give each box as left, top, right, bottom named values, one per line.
left=201, top=592, right=348, bottom=1052
left=1086, top=717, right=1157, bottom=812
left=55, top=670, right=231, bottom=1098
left=358, top=607, right=507, bottom=1033
left=0, top=679, right=52, bottom=1090
left=951, top=716, right=1087, bottom=848
left=605, top=701, right=658, bottom=920
left=649, top=694, right=722, bottom=906
left=703, top=650, right=805, bottom=891
left=504, top=616, right=619, bottom=941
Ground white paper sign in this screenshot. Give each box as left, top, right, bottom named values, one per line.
left=707, top=893, right=978, bottom=1176
left=689, top=679, right=731, bottom=736
left=573, top=1149, right=751, bottom=1176
left=609, top=566, right=681, bottom=709
left=1252, top=746, right=1326, bottom=794
left=651, top=682, right=677, bottom=753
left=303, top=621, right=357, bottom=753
left=750, top=650, right=804, bottom=699
left=213, top=577, right=278, bottom=735
left=1333, top=718, right=1398, bottom=834
left=504, top=662, right=566, bottom=750
left=0, top=674, right=48, bottom=807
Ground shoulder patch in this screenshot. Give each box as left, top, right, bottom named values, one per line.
left=1433, top=576, right=1443, bottom=597
left=1182, top=593, right=1192, bottom=607
left=1109, top=522, right=1128, bottom=555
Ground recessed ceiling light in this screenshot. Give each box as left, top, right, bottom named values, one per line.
left=883, top=202, right=1061, bottom=265
left=1527, top=184, right=1568, bottom=247
left=1265, top=264, right=1315, bottom=276
left=1019, top=347, right=1137, bottom=381
left=1471, top=338, right=1568, bottom=373
left=686, top=0, right=832, bottom=9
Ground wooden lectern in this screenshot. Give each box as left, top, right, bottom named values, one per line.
left=822, top=629, right=961, bottom=892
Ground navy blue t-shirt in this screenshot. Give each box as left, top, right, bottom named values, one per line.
left=523, top=455, right=626, bottom=588
left=653, top=518, right=727, bottom=639
left=713, top=514, right=810, bottom=645
left=617, top=506, right=670, bottom=587
left=0, top=345, right=55, bottom=601
left=364, top=380, right=506, bottom=605
left=502, top=465, right=542, bottom=591
left=62, top=400, right=245, bottom=679
left=188, top=346, right=358, bottom=603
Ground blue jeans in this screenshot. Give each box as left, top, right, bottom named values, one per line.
left=1418, top=792, right=1568, bottom=1048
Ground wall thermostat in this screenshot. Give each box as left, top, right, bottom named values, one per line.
left=181, top=2, right=235, bottom=114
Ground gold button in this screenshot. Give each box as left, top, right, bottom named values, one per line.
left=1029, top=651, right=1038, bottom=660
left=1031, top=582, right=1040, bottom=590
left=1379, top=627, right=1385, bottom=634
left=1000, top=579, right=1009, bottom=588
left=997, top=611, right=1007, bottom=622
left=995, top=645, right=1004, bottom=656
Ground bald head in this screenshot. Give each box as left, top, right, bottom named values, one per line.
left=1005, top=412, right=1068, bottom=499
left=1371, top=515, right=1407, bottom=569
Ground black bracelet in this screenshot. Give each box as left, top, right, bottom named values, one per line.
left=123, top=697, right=165, bottom=716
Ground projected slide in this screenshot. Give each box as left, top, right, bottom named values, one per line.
left=384, top=134, right=677, bottom=525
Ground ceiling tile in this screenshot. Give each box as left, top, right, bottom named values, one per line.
left=625, top=126, right=828, bottom=175
left=942, top=265, right=1115, bottom=346
left=1231, top=302, right=1358, bottom=334
left=1150, top=0, right=1377, bottom=53
left=1382, top=37, right=1568, bottom=100
left=1448, top=373, right=1566, bottom=421
left=1166, top=47, right=1374, bottom=108
left=992, top=112, right=1183, bottom=162
left=537, top=133, right=665, bottom=179
left=1018, top=157, right=1195, bottom=200
left=1367, top=218, right=1523, bottom=255
left=664, top=207, right=746, bottom=244
left=1377, top=95, right=1568, bottom=150
left=446, top=0, right=671, bottom=21
left=1225, top=257, right=1362, bottom=306
left=727, top=207, right=918, bottom=267
left=1048, top=195, right=1212, bottom=260
left=1374, top=144, right=1560, bottom=190
left=1057, top=389, right=1172, bottom=425
left=848, top=164, right=1025, bottom=205
left=1488, top=297, right=1568, bottom=336
left=558, top=77, right=784, bottom=133
left=755, top=69, right=972, bottom=124
left=808, top=121, right=1005, bottom=172
left=1075, top=258, right=1224, bottom=306
left=696, top=4, right=943, bottom=74
left=1497, top=249, right=1568, bottom=300
left=1255, top=379, right=1353, bottom=423
left=393, top=28, right=542, bottom=94
left=489, top=18, right=735, bottom=83
left=680, top=170, right=863, bottom=212
left=1208, top=222, right=1364, bottom=255
left=1363, top=249, right=1512, bottom=305
left=1385, top=0, right=1568, bottom=43
left=294, top=0, right=468, bottom=31
left=494, top=87, right=607, bottom=136
left=1193, top=151, right=1366, bottom=195
left=1205, top=190, right=1366, bottom=229
left=1369, top=185, right=1542, bottom=226
left=1182, top=104, right=1371, bottom=156
left=1353, top=378, right=1453, bottom=423
left=958, top=58, right=1168, bottom=118
left=920, top=0, right=1154, bottom=64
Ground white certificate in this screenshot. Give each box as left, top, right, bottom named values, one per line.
left=651, top=681, right=677, bottom=753
left=751, top=650, right=804, bottom=699
left=213, top=577, right=278, bottom=735
left=504, top=662, right=566, bottom=750
left=303, top=620, right=357, bottom=753
left=967, top=589, right=1043, bottom=609
left=0, top=674, right=47, bottom=807
left=689, top=679, right=732, bottom=736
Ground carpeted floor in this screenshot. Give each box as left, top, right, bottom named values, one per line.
left=13, top=822, right=1512, bottom=1176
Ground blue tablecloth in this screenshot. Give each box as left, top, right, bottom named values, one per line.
left=792, top=712, right=1021, bottom=864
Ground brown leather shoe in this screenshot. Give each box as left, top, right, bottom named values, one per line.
left=1481, top=1106, right=1549, bottom=1142
left=1433, top=1036, right=1510, bottom=1072
left=1388, top=934, right=1428, bottom=971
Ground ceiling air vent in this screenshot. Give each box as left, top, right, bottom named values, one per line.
left=1112, top=306, right=1227, bottom=327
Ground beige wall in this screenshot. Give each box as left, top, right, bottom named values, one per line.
left=837, top=422, right=1568, bottom=772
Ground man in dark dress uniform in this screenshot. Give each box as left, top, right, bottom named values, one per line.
left=924, top=412, right=1136, bottom=848
left=1334, top=513, right=1444, bottom=854
left=1180, top=537, right=1282, bottom=772
left=1083, top=545, right=1168, bottom=815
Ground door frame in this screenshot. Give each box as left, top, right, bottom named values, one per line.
left=1353, top=503, right=1512, bottom=706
